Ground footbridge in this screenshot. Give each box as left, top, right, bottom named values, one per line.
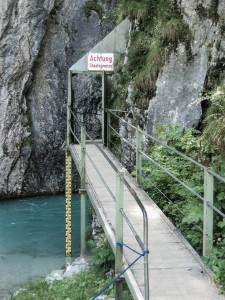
left=65, top=110, right=225, bottom=300
left=64, top=19, right=225, bottom=300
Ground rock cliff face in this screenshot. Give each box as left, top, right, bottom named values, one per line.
left=0, top=0, right=116, bottom=198
left=146, top=0, right=225, bottom=133
left=117, top=0, right=225, bottom=168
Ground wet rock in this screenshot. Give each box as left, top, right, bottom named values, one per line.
left=91, top=214, right=105, bottom=241
left=46, top=255, right=90, bottom=283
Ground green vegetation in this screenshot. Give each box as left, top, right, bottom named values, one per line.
left=220, top=16, right=225, bottom=34
left=108, top=0, right=225, bottom=292
left=196, top=1, right=219, bottom=23
left=205, top=58, right=225, bottom=90
left=102, top=8, right=118, bottom=25
left=88, top=239, right=115, bottom=269
left=83, top=0, right=118, bottom=30
left=83, top=0, right=104, bottom=20
left=138, top=124, right=225, bottom=290
left=202, top=85, right=225, bottom=151
left=12, top=269, right=114, bottom=300
left=109, top=0, right=191, bottom=113
left=12, top=240, right=133, bottom=299
left=23, top=136, right=32, bottom=147
left=204, top=238, right=225, bottom=292
left=198, top=54, right=225, bottom=152
left=109, top=71, right=132, bottom=110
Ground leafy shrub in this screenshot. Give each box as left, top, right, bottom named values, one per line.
left=140, top=124, right=225, bottom=286
left=88, top=239, right=115, bottom=270
left=204, top=236, right=225, bottom=293
left=141, top=125, right=206, bottom=250
left=202, top=85, right=225, bottom=151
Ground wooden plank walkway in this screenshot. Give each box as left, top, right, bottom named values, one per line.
left=69, top=142, right=225, bottom=300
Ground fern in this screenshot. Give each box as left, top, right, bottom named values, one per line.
left=140, top=124, right=225, bottom=286
left=203, top=85, right=225, bottom=151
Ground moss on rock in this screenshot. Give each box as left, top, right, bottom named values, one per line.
left=83, top=0, right=104, bottom=20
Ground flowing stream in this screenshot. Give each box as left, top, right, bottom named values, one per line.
left=0, top=194, right=88, bottom=298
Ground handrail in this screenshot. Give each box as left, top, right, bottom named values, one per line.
left=108, top=109, right=206, bottom=170
left=69, top=124, right=81, bottom=145
left=70, top=108, right=149, bottom=299
left=207, top=202, right=225, bottom=218
left=84, top=129, right=148, bottom=253
left=74, top=123, right=145, bottom=250
left=139, top=150, right=204, bottom=201
left=208, top=169, right=225, bottom=183
left=107, top=108, right=225, bottom=259
left=109, top=109, right=137, bottom=130
left=109, top=124, right=136, bottom=149
left=108, top=116, right=204, bottom=201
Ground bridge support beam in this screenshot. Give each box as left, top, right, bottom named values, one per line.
left=203, top=168, right=214, bottom=256
left=115, top=172, right=124, bottom=300
left=65, top=150, right=72, bottom=258
left=80, top=116, right=86, bottom=255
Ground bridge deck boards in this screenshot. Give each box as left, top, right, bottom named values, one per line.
left=69, top=142, right=225, bottom=300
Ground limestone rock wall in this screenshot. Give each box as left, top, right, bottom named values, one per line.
left=116, top=0, right=225, bottom=169
left=146, top=0, right=225, bottom=133
left=0, top=0, right=116, bottom=198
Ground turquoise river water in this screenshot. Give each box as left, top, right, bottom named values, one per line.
left=0, top=194, right=88, bottom=298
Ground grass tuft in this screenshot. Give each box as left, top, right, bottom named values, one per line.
left=110, top=0, right=192, bottom=112
left=83, top=0, right=104, bottom=20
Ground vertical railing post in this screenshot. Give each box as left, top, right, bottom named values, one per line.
left=102, top=71, right=107, bottom=145
left=144, top=216, right=149, bottom=300
left=136, top=127, right=142, bottom=185
left=107, top=111, right=111, bottom=150
left=80, top=113, right=86, bottom=255
left=203, top=168, right=214, bottom=256
left=115, top=171, right=124, bottom=300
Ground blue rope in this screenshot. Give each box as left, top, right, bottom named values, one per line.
left=117, top=242, right=143, bottom=256
left=91, top=243, right=149, bottom=300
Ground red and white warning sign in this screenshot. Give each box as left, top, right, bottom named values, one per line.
left=88, top=53, right=114, bottom=71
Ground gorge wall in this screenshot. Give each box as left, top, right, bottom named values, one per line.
left=146, top=0, right=225, bottom=133
left=115, top=0, right=225, bottom=168
left=0, top=0, right=116, bottom=198
left=0, top=0, right=224, bottom=198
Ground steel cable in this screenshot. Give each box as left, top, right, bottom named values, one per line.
left=140, top=170, right=203, bottom=233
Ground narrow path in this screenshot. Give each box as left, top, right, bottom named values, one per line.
left=69, top=142, right=225, bottom=300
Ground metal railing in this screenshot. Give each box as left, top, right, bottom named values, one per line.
left=106, top=108, right=225, bottom=257
left=69, top=109, right=149, bottom=300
